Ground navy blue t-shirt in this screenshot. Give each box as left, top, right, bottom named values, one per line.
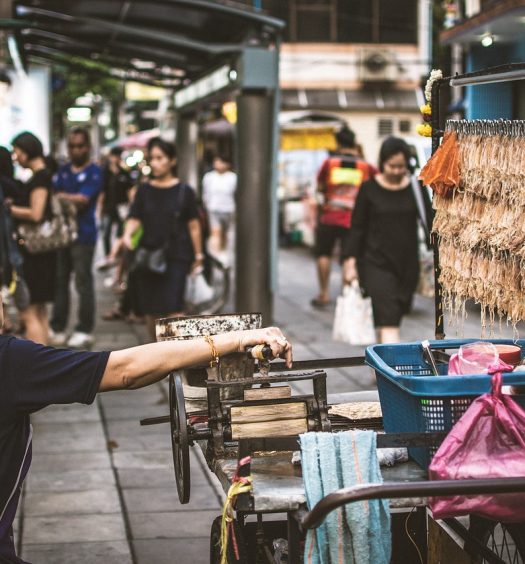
left=54, top=162, right=102, bottom=245
left=0, top=336, right=109, bottom=552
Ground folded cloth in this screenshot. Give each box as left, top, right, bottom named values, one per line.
left=300, top=430, right=391, bottom=564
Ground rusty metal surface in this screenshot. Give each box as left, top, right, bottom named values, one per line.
left=155, top=313, right=262, bottom=341
left=207, top=444, right=429, bottom=513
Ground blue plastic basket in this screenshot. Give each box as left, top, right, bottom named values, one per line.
left=365, top=339, right=525, bottom=469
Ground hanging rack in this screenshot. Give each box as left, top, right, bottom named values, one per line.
left=429, top=62, right=525, bottom=339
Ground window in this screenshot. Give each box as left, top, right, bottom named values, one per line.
left=399, top=119, right=411, bottom=133
left=379, top=0, right=417, bottom=44
left=378, top=119, right=393, bottom=136
left=262, top=0, right=418, bottom=44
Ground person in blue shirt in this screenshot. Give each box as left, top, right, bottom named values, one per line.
left=50, top=127, right=102, bottom=349
left=0, top=293, right=292, bottom=564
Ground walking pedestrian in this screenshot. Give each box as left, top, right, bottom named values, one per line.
left=8, top=132, right=57, bottom=345
left=0, top=285, right=292, bottom=563
left=123, top=137, right=204, bottom=341
left=98, top=146, right=132, bottom=265
left=342, top=137, right=433, bottom=343
left=311, top=126, right=376, bottom=308
left=50, top=127, right=102, bottom=349
left=202, top=154, right=236, bottom=258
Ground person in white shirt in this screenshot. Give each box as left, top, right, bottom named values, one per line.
left=202, top=155, right=236, bottom=255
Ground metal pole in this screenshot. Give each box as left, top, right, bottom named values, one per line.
left=175, top=112, right=198, bottom=188
left=235, top=91, right=274, bottom=323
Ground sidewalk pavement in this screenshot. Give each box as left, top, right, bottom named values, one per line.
left=16, top=246, right=516, bottom=564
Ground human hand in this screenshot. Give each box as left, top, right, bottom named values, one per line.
left=237, top=327, right=292, bottom=368
left=343, top=258, right=358, bottom=285
left=122, top=233, right=134, bottom=250
left=191, top=254, right=204, bottom=273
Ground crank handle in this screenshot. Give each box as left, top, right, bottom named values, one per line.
left=246, top=344, right=273, bottom=360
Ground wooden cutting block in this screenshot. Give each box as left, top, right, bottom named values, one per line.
left=231, top=402, right=308, bottom=439
left=231, top=402, right=306, bottom=423
left=231, top=418, right=308, bottom=439
left=243, top=385, right=292, bottom=401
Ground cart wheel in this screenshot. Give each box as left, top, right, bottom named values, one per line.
left=169, top=372, right=191, bottom=504
left=467, top=516, right=525, bottom=564
left=210, top=516, right=247, bottom=564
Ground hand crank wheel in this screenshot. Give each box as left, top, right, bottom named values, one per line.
left=169, top=372, right=190, bottom=504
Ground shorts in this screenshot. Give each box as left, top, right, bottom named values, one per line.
left=314, top=223, right=351, bottom=259
left=360, top=263, right=416, bottom=327
left=209, top=211, right=234, bottom=233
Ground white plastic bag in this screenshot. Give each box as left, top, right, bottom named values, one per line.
left=332, top=281, right=376, bottom=345
left=185, top=268, right=214, bottom=304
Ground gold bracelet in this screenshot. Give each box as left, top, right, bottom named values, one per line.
left=204, top=334, right=220, bottom=367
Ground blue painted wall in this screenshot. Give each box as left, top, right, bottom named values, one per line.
left=464, top=39, right=525, bottom=119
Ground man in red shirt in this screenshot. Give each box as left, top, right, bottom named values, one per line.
left=311, top=127, right=376, bottom=308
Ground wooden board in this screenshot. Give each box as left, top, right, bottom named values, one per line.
left=231, top=402, right=306, bottom=424
left=427, top=516, right=471, bottom=564
left=231, top=418, right=308, bottom=439
left=244, top=386, right=291, bottom=401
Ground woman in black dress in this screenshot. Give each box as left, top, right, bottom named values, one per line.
left=342, top=137, right=432, bottom=343
left=9, top=132, right=57, bottom=345
left=123, top=138, right=203, bottom=341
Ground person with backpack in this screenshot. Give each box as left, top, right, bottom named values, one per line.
left=7, top=132, right=57, bottom=345
left=123, top=137, right=204, bottom=341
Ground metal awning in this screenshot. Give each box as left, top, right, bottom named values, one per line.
left=440, top=0, right=525, bottom=46
left=3, top=0, right=284, bottom=87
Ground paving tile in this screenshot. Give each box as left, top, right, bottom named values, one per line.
left=112, top=450, right=173, bottom=469
left=23, top=514, right=127, bottom=544
left=105, top=419, right=172, bottom=452
left=99, top=403, right=165, bottom=421
left=117, top=466, right=210, bottom=489
left=133, top=538, right=210, bottom=564
left=24, top=489, right=121, bottom=516
left=22, top=541, right=132, bottom=564
left=31, top=403, right=100, bottom=424
left=26, top=469, right=115, bottom=493
left=128, top=510, right=218, bottom=539
left=29, top=452, right=111, bottom=473
left=31, top=422, right=106, bottom=454
left=122, top=486, right=221, bottom=513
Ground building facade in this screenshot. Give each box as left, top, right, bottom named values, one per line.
left=238, top=0, right=432, bottom=163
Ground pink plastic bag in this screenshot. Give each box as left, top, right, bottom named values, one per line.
left=429, top=368, right=525, bottom=522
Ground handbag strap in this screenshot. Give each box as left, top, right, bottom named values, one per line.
left=410, top=175, right=429, bottom=239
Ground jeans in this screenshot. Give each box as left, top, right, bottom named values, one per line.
left=51, top=243, right=96, bottom=334
left=101, top=209, right=123, bottom=257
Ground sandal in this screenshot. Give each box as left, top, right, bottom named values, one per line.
left=310, top=298, right=332, bottom=309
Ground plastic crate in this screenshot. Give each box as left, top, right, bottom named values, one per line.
left=365, top=339, right=525, bottom=469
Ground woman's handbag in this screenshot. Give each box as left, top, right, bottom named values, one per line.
left=184, top=267, right=214, bottom=304
left=332, top=281, right=376, bottom=345
left=17, top=196, right=77, bottom=254
left=132, top=246, right=168, bottom=275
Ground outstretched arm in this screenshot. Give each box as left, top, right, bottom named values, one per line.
left=99, top=327, right=292, bottom=392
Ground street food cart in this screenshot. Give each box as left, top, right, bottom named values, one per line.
left=139, top=63, right=525, bottom=563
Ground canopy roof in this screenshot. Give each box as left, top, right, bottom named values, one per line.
left=5, top=0, right=284, bottom=87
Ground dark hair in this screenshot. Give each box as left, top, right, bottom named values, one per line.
left=68, top=126, right=91, bottom=146
left=378, top=136, right=412, bottom=172
left=11, top=131, right=44, bottom=160
left=109, top=146, right=123, bottom=158
left=335, top=126, right=356, bottom=149
left=147, top=137, right=176, bottom=159
left=214, top=154, right=230, bottom=165
left=0, top=147, right=14, bottom=178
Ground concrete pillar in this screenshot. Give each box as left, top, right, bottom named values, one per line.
left=176, top=112, right=198, bottom=188
left=235, top=91, right=274, bottom=324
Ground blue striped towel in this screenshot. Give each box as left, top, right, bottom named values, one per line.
left=300, top=430, right=391, bottom=564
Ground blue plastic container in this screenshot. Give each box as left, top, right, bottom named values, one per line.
left=365, top=339, right=525, bottom=469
